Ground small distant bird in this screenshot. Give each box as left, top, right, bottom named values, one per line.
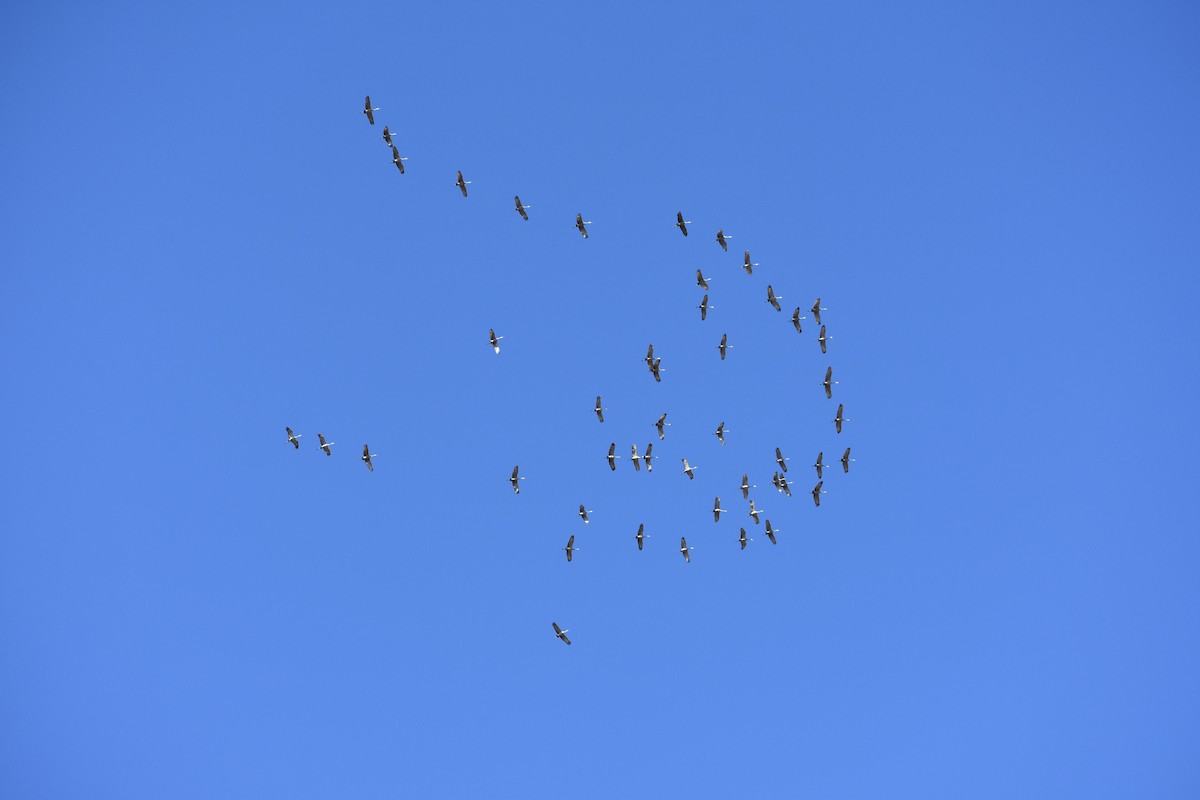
left=778, top=473, right=793, bottom=497
left=792, top=307, right=805, bottom=333
left=552, top=622, right=572, bottom=645
left=696, top=269, right=712, bottom=290
left=716, top=229, right=730, bottom=252
left=812, top=481, right=827, bottom=507
left=764, top=520, right=779, bottom=544
left=680, top=536, right=692, bottom=563
left=362, top=444, right=376, bottom=472
left=676, top=212, right=691, bottom=236
left=510, top=466, right=525, bottom=493
left=595, top=395, right=606, bottom=423
left=749, top=499, right=762, bottom=524
left=718, top=333, right=730, bottom=360
left=772, top=471, right=782, bottom=492
left=607, top=443, right=619, bottom=471
left=835, top=403, right=846, bottom=434
left=636, top=523, right=647, bottom=550
left=363, top=95, right=379, bottom=124
left=318, top=433, right=334, bottom=456
left=286, top=427, right=301, bottom=449
left=381, top=125, right=393, bottom=146
left=391, top=145, right=407, bottom=174
left=841, top=447, right=855, bottom=473
left=813, top=451, right=824, bottom=480
left=578, top=505, right=593, bottom=524
left=564, top=534, right=578, bottom=562
left=739, top=527, right=751, bottom=550
left=655, top=413, right=670, bottom=440
left=651, top=358, right=663, bottom=382
left=766, top=285, right=783, bottom=312
left=699, top=294, right=714, bottom=321
left=455, top=171, right=471, bottom=197
left=682, top=458, right=696, bottom=480
left=715, top=422, right=728, bottom=445
left=741, top=473, right=754, bottom=500
left=811, top=298, right=827, bottom=326
left=644, top=442, right=654, bottom=472
left=514, top=196, right=530, bottom=220
left=575, top=214, right=590, bottom=238
left=489, top=328, right=503, bottom=354
left=775, top=447, right=789, bottom=473
left=823, top=366, right=838, bottom=399
left=713, top=496, right=728, bottom=522
left=630, top=444, right=641, bottom=471
left=743, top=250, right=758, bottom=275
left=645, top=343, right=655, bottom=371
left=818, top=325, right=831, bottom=354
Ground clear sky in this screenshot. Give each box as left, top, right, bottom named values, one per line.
left=2, top=1, right=1198, bottom=797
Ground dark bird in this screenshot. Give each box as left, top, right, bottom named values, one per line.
left=814, top=451, right=824, bottom=480
left=575, top=213, right=590, bottom=238
left=552, top=622, right=572, bottom=645
left=645, top=343, right=655, bottom=371
left=818, top=325, right=831, bottom=354
left=382, top=125, right=393, bottom=146
left=391, top=144, right=407, bottom=174
left=651, top=358, right=663, bottom=382
left=811, top=298, right=827, bottom=326
left=743, top=250, right=758, bottom=275
left=766, top=285, right=783, bottom=312
left=676, top=212, right=691, bottom=236
left=680, top=536, right=692, bottom=563
left=696, top=269, right=712, bottom=290
left=363, top=95, right=379, bottom=124
left=682, top=458, right=696, bottom=480
left=489, top=328, right=503, bottom=354
left=636, top=523, right=647, bottom=551
left=716, top=228, right=730, bottom=252
left=631, top=444, right=641, bottom=471
left=455, top=170, right=471, bottom=197
left=741, top=473, right=754, bottom=500
left=607, top=443, right=619, bottom=471
left=749, top=499, right=762, bottom=524
left=713, top=496, right=728, bottom=522
left=764, top=519, right=779, bottom=545
left=564, top=534, right=578, bottom=562
left=644, top=442, right=654, bottom=472
left=510, top=465, right=525, bottom=493
left=595, top=396, right=606, bottom=423
left=362, top=444, right=376, bottom=472
left=739, top=527, right=751, bottom=550
left=514, top=195, right=530, bottom=220
left=823, top=366, right=837, bottom=399
left=775, top=447, right=789, bottom=473
left=318, top=433, right=334, bottom=456
left=715, top=421, right=728, bottom=445
left=656, top=413, right=670, bottom=440
left=699, top=294, right=714, bottom=321
left=812, top=481, right=827, bottom=507
left=778, top=473, right=793, bottom=497
left=578, top=504, right=593, bottom=524
left=792, top=307, right=805, bottom=333
left=841, top=447, right=855, bottom=473
left=718, top=333, right=730, bottom=360
left=286, top=427, right=301, bottom=449
left=772, top=471, right=782, bottom=492
left=835, top=403, right=846, bottom=434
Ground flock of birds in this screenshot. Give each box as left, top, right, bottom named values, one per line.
left=281, top=96, right=860, bottom=647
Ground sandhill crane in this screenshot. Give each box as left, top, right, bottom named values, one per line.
left=696, top=269, right=712, bottom=290
left=318, top=433, right=334, bottom=456
left=792, top=307, right=805, bottom=333
left=680, top=536, right=692, bottom=563
left=749, top=500, right=762, bottom=524
left=390, top=145, right=407, bottom=174
left=455, top=171, right=471, bottom=197
left=741, top=473, right=755, bottom=499
left=715, top=422, right=728, bottom=445
left=630, top=444, right=641, bottom=471
left=743, top=250, right=758, bottom=275
left=766, top=285, right=783, bottom=312
left=594, top=396, right=606, bottom=423
left=835, top=404, right=846, bottom=434
left=772, top=471, right=782, bottom=492
left=775, top=447, right=789, bottom=473
left=489, top=328, right=503, bottom=354
left=645, top=344, right=655, bottom=370
left=552, top=622, right=572, bottom=645
left=842, top=448, right=855, bottom=473
left=814, top=451, right=824, bottom=480
left=818, top=325, right=832, bottom=354
left=636, top=523, right=647, bottom=550
left=812, top=481, right=827, bottom=507
left=778, top=473, right=793, bottom=497
left=382, top=126, right=393, bottom=146
left=823, top=366, right=838, bottom=399
left=286, top=427, right=301, bottom=449
left=362, top=444, right=376, bottom=472
left=716, top=229, right=730, bottom=252
left=564, top=535, right=578, bottom=562
left=607, top=443, right=620, bottom=471
left=699, top=295, right=714, bottom=321
left=578, top=505, right=593, bottom=524
left=363, top=96, right=379, bottom=124
left=575, top=214, right=590, bottom=238
left=739, top=527, right=752, bottom=550
left=651, top=358, right=663, bottom=382
left=718, top=333, right=730, bottom=360
left=713, top=496, right=728, bottom=522
left=676, top=212, right=691, bottom=236
left=656, top=413, right=670, bottom=440
left=510, top=466, right=525, bottom=493
left=643, top=442, right=655, bottom=472
left=514, top=196, right=530, bottom=220
left=811, top=298, right=827, bottom=326
left=764, top=520, right=779, bottom=544
left=682, top=458, right=696, bottom=480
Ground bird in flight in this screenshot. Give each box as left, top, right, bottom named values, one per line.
left=676, top=212, right=691, bottom=236
left=391, top=145, right=407, bottom=174
left=715, top=422, right=728, bottom=445
left=766, top=285, right=783, bottom=312
left=286, top=427, right=301, bottom=449
left=716, top=229, right=730, bottom=252
left=578, top=505, right=593, bottom=524
left=363, top=95, right=379, bottom=124
left=718, top=333, right=730, bottom=360
left=514, top=196, right=530, bottom=220
left=792, top=307, right=805, bottom=333
left=813, top=451, right=824, bottom=480
left=739, top=528, right=751, bottom=550
left=594, top=395, right=606, bottom=423
left=607, top=443, right=620, bottom=471
left=696, top=269, right=712, bottom=290
left=630, top=444, right=641, bottom=471
left=650, top=358, right=663, bottom=382
left=713, top=496, right=728, bottom=522
left=811, top=298, right=827, bottom=326
left=842, top=447, right=855, bottom=473
left=823, top=366, right=838, bottom=399
left=743, top=250, right=758, bottom=275
left=812, top=481, right=827, bottom=507
left=699, top=294, right=714, bottom=321
left=749, top=499, right=762, bottom=524
left=680, top=537, right=692, bottom=563
left=655, top=413, right=670, bottom=440
left=489, top=328, right=503, bottom=354
left=835, top=403, right=846, bottom=434
left=775, top=447, right=789, bottom=473
left=381, top=125, right=393, bottom=146
left=510, top=466, right=524, bottom=493
left=818, top=324, right=831, bottom=354
left=361, top=444, right=376, bottom=472
left=575, top=214, right=590, bottom=238
left=764, top=520, right=779, bottom=545
left=636, top=523, right=647, bottom=550
left=564, top=535, right=578, bottom=562
left=455, top=170, right=471, bottom=197
left=644, top=442, right=655, bottom=472
left=741, top=473, right=754, bottom=500
left=318, top=433, right=334, bottom=456
left=552, top=622, right=572, bottom=645
left=682, top=458, right=696, bottom=480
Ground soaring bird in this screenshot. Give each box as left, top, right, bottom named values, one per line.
left=743, top=250, right=758, bottom=275
left=656, top=413, right=670, bottom=440
left=363, top=95, right=379, bottom=124
left=645, top=344, right=655, bottom=370
left=699, top=294, right=713, bottom=321
left=391, top=144, right=407, bottom=173
left=716, top=229, right=730, bottom=252
left=739, top=528, right=752, bottom=550
left=682, top=458, right=696, bottom=480
left=715, top=422, right=728, bottom=445
left=595, top=396, right=606, bottom=423
left=489, top=328, right=503, bottom=354
left=766, top=285, right=783, bottom=312
left=676, top=212, right=691, bottom=236
left=749, top=500, right=762, bottom=524
left=680, top=537, right=692, bottom=563
left=812, top=481, right=827, bottom=507
left=578, top=505, right=593, bottom=524
left=772, top=471, right=782, bottom=492
left=564, top=535, right=578, bottom=562
left=764, top=519, right=779, bottom=545
left=696, top=269, right=712, bottom=290
left=811, top=298, right=827, bottom=326
left=514, top=196, right=530, bottom=220
left=318, top=433, right=334, bottom=456
left=607, top=443, right=620, bottom=471
left=455, top=170, right=471, bottom=197
left=818, top=325, right=831, bottom=354
left=286, top=427, right=301, bottom=449
left=835, top=403, right=846, bottom=434
left=814, top=451, right=824, bottom=480
left=552, top=622, right=572, bottom=645
left=741, top=473, right=754, bottom=500
left=643, top=442, right=654, bottom=472
left=651, top=358, right=663, bottom=382
left=510, top=465, right=525, bottom=493
left=778, top=473, right=793, bottom=497
left=381, top=125, right=393, bottom=146
left=713, top=496, right=728, bottom=522
left=362, top=444, right=376, bottom=472
left=575, top=214, right=590, bottom=238
left=792, top=307, right=805, bottom=333
left=718, top=333, right=730, bottom=360
left=841, top=447, right=855, bottom=473
left=823, top=366, right=838, bottom=399
left=636, top=523, right=647, bottom=550
left=775, top=447, right=789, bottom=473
left=630, top=444, right=641, bottom=471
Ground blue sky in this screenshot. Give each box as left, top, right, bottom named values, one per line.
left=2, top=1, right=1199, bottom=797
